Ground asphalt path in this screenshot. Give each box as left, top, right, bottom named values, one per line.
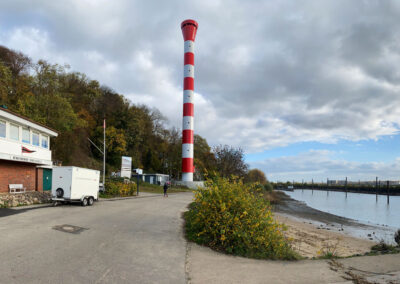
left=0, top=192, right=193, bottom=284
left=2, top=191, right=400, bottom=284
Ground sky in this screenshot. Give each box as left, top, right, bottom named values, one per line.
left=0, top=0, right=399, bottom=182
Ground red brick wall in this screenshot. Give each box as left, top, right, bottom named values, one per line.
left=36, top=168, right=43, bottom=192
left=0, top=160, right=37, bottom=193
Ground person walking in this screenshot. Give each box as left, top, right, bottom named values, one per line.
left=163, top=182, right=169, bottom=197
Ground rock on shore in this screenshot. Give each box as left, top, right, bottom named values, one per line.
left=0, top=191, right=51, bottom=207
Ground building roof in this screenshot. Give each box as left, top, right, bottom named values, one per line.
left=0, top=106, right=58, bottom=136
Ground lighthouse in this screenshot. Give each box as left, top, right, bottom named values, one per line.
left=181, top=19, right=198, bottom=182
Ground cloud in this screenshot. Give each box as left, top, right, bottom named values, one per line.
left=251, top=150, right=400, bottom=182
left=1, top=0, right=400, bottom=153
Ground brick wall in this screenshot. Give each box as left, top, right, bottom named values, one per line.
left=36, top=168, right=43, bottom=192
left=0, top=160, right=37, bottom=193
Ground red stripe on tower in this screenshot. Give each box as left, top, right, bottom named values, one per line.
left=181, top=19, right=198, bottom=182
left=184, top=53, right=194, bottom=65
left=182, top=158, right=194, bottom=172
left=182, top=129, right=194, bottom=144
left=183, top=103, right=194, bottom=116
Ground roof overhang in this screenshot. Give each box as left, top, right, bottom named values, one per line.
left=0, top=109, right=58, bottom=137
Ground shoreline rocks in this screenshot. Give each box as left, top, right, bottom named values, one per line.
left=0, top=191, right=51, bottom=207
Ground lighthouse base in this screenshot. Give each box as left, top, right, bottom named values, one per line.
left=182, top=172, right=193, bottom=182
left=175, top=180, right=204, bottom=189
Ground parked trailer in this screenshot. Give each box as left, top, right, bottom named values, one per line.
left=51, top=166, right=100, bottom=206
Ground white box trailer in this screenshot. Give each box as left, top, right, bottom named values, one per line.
left=51, top=166, right=100, bottom=206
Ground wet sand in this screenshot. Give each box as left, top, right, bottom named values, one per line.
left=272, top=192, right=394, bottom=258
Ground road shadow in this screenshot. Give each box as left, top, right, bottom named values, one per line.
left=0, top=204, right=53, bottom=218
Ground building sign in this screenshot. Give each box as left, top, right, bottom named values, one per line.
left=0, top=152, right=52, bottom=166
left=121, top=156, right=132, bottom=178
left=22, top=146, right=36, bottom=154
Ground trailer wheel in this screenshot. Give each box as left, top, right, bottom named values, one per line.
left=56, top=188, right=64, bottom=198
left=88, top=197, right=94, bottom=206
left=81, top=198, right=88, bottom=207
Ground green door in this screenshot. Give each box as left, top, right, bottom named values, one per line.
left=43, top=169, right=52, bottom=191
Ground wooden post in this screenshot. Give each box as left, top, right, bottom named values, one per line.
left=345, top=177, right=347, bottom=198
left=311, top=178, right=314, bottom=193
left=387, top=180, right=390, bottom=204
left=376, top=177, right=378, bottom=202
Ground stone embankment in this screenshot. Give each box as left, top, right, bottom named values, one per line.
left=0, top=191, right=51, bottom=207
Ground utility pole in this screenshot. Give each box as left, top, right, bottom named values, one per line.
left=87, top=119, right=106, bottom=191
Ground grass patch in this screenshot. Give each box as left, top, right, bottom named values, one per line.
left=184, top=177, right=300, bottom=260
left=370, top=241, right=400, bottom=254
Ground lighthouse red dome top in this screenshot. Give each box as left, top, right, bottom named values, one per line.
left=181, top=19, right=198, bottom=42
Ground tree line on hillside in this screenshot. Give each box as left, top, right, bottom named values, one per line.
left=0, top=45, right=268, bottom=183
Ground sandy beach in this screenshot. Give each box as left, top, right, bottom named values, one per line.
left=272, top=192, right=384, bottom=258
left=274, top=213, right=375, bottom=258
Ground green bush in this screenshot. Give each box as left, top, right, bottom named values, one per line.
left=263, top=182, right=273, bottom=192
left=184, top=176, right=298, bottom=260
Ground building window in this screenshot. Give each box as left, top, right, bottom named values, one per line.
left=32, top=132, right=39, bottom=146
left=41, top=135, right=48, bottom=149
left=22, top=128, right=30, bottom=144
left=10, top=124, right=19, bottom=141
left=0, top=120, right=5, bottom=138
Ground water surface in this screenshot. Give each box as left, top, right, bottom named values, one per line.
left=285, top=189, right=400, bottom=229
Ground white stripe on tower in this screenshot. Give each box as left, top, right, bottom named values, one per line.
left=181, top=19, right=198, bottom=182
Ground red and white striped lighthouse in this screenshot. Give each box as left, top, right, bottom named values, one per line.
left=181, top=19, right=198, bottom=182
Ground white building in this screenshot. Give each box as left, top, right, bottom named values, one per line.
left=0, top=106, right=58, bottom=193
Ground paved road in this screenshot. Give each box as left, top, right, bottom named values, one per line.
left=2, top=192, right=400, bottom=284
left=188, top=242, right=400, bottom=283
left=0, top=192, right=193, bottom=284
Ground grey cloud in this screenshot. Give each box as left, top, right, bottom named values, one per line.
left=0, top=0, right=400, bottom=152
left=252, top=150, right=400, bottom=182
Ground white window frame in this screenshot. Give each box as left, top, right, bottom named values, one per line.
left=0, top=120, right=6, bottom=138
left=22, top=127, right=30, bottom=144
left=32, top=131, right=40, bottom=146
left=9, top=123, right=20, bottom=141
left=41, top=134, right=49, bottom=149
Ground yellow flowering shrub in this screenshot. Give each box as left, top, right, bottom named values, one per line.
left=103, top=180, right=137, bottom=197
left=184, top=176, right=298, bottom=260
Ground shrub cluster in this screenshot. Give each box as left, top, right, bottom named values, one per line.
left=184, top=177, right=298, bottom=260
left=102, top=180, right=137, bottom=197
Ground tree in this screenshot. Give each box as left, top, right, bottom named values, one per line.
left=0, top=44, right=255, bottom=180
left=213, top=145, right=248, bottom=178
left=0, top=45, right=31, bottom=77
left=194, top=135, right=216, bottom=180
left=245, top=169, right=267, bottom=184
left=0, top=62, right=11, bottom=103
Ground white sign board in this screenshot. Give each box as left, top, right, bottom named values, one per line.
left=121, top=156, right=132, bottom=178
left=134, top=168, right=143, bottom=175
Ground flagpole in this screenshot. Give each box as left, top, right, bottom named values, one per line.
left=103, top=118, right=106, bottom=190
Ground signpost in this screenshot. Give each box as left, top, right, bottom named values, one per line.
left=135, top=168, right=143, bottom=196
left=121, top=156, right=132, bottom=178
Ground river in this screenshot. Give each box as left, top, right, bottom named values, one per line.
left=284, top=189, right=400, bottom=242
